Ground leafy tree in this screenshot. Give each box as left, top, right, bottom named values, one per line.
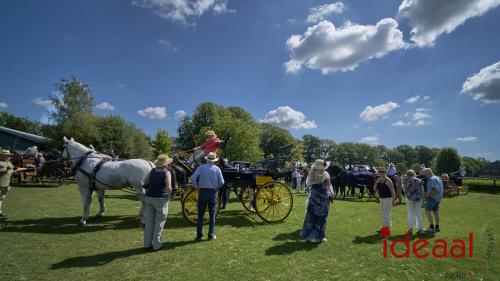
left=395, top=145, right=418, bottom=168
left=50, top=77, right=94, bottom=124
left=260, top=123, right=295, bottom=157
left=302, top=134, right=324, bottom=163
left=177, top=102, right=263, bottom=162
left=461, top=156, right=490, bottom=177
left=415, top=145, right=435, bottom=167
left=385, top=150, right=405, bottom=166
left=435, top=147, right=461, bottom=174
left=152, top=129, right=173, bottom=157
left=0, top=112, right=42, bottom=135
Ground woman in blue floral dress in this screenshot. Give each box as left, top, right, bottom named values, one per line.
left=300, top=159, right=334, bottom=242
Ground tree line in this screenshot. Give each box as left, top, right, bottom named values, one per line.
left=0, top=77, right=492, bottom=176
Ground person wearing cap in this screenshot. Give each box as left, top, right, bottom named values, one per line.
left=300, top=159, right=334, bottom=243
left=190, top=152, right=225, bottom=241
left=187, top=130, right=224, bottom=165
left=142, top=154, right=173, bottom=251
left=0, top=149, right=15, bottom=218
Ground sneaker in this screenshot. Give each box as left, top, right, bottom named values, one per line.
left=195, top=236, right=203, bottom=241
left=209, top=235, right=217, bottom=241
left=143, top=246, right=153, bottom=252
left=321, top=238, right=327, bottom=242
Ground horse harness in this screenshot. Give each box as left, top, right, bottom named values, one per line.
left=62, top=145, right=116, bottom=191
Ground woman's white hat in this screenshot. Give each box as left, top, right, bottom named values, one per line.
left=311, top=159, right=325, bottom=170
left=155, top=154, right=172, bottom=168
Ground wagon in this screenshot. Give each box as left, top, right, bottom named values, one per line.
left=169, top=141, right=294, bottom=224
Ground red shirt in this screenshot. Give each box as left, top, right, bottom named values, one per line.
left=200, top=137, right=222, bottom=154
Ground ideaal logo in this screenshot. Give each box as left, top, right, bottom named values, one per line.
left=383, top=232, right=473, bottom=258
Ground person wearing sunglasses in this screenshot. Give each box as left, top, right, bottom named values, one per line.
left=373, top=167, right=396, bottom=236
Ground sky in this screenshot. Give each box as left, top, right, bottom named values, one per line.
left=1, top=0, right=500, bottom=160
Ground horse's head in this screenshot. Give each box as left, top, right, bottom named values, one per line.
left=61, top=136, right=91, bottom=161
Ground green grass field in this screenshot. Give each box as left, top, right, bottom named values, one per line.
left=1, top=184, right=499, bottom=281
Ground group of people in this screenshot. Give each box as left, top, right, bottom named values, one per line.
left=141, top=130, right=224, bottom=251
left=291, top=167, right=308, bottom=190
left=374, top=166, right=443, bottom=237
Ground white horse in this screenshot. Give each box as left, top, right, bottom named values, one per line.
left=61, top=137, right=154, bottom=226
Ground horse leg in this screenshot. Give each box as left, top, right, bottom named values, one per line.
left=359, top=185, right=365, bottom=199
left=78, top=187, right=93, bottom=226
left=96, top=189, right=106, bottom=218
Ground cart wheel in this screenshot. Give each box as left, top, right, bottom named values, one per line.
left=181, top=188, right=221, bottom=225
left=50, top=169, right=65, bottom=186
left=238, top=186, right=256, bottom=213
left=255, top=181, right=293, bottom=223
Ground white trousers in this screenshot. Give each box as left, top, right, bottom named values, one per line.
left=143, top=196, right=169, bottom=250
left=406, top=198, right=423, bottom=231
left=379, top=197, right=393, bottom=227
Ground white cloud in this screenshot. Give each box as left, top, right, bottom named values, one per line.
left=95, top=102, right=115, bottom=111
left=0, top=102, right=8, bottom=109
left=261, top=106, right=317, bottom=130
left=461, top=60, right=500, bottom=104
left=32, top=98, right=54, bottom=110
left=423, top=95, right=430, bottom=100
left=284, top=18, right=407, bottom=74
left=415, top=120, right=427, bottom=126
left=392, top=120, right=411, bottom=127
left=406, top=95, right=420, bottom=104
left=412, top=111, right=430, bottom=121
left=175, top=110, right=187, bottom=119
left=158, top=39, right=179, bottom=51
left=359, top=136, right=379, bottom=145
left=456, top=136, right=479, bottom=142
left=132, top=0, right=234, bottom=24
left=307, top=2, right=345, bottom=23
left=137, top=106, right=167, bottom=119
left=398, top=0, right=500, bottom=47
left=359, top=101, right=399, bottom=121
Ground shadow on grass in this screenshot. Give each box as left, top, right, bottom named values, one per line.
left=51, top=247, right=146, bottom=269
left=105, top=194, right=139, bottom=201
left=0, top=215, right=141, bottom=235
left=273, top=229, right=301, bottom=241
left=265, top=241, right=319, bottom=255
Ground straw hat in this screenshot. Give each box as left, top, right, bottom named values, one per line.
left=205, top=152, right=219, bottom=163
left=1, top=149, right=12, bottom=156
left=155, top=154, right=172, bottom=168
left=311, top=159, right=325, bottom=170
left=205, top=130, right=216, bottom=136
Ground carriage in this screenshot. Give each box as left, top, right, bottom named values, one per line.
left=170, top=141, right=294, bottom=224
left=10, top=152, right=73, bottom=186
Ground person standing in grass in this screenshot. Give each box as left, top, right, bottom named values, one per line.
left=403, top=170, right=425, bottom=235
left=423, top=168, right=443, bottom=233
left=191, top=152, right=225, bottom=241
left=142, top=154, right=173, bottom=251
left=374, top=167, right=396, bottom=237
left=300, top=159, right=334, bottom=243
left=0, top=149, right=15, bottom=218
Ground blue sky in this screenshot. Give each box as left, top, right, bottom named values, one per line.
left=1, top=0, right=499, bottom=160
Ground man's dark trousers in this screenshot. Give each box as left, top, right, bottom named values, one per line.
left=197, top=188, right=218, bottom=239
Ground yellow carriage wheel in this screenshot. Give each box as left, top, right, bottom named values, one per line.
left=238, top=186, right=256, bottom=213
left=181, top=189, right=221, bottom=225
left=255, top=181, right=293, bottom=223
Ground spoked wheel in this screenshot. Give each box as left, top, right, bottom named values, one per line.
left=181, top=189, right=221, bottom=225
left=49, top=169, right=65, bottom=186
left=255, top=181, right=293, bottom=223
left=238, top=186, right=256, bottom=212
